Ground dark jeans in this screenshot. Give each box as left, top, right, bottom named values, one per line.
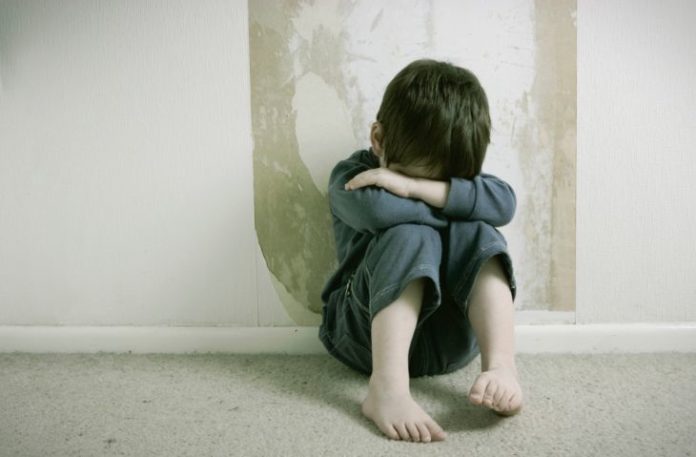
left=319, top=221, right=517, bottom=378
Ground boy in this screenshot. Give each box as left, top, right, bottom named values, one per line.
left=318, top=59, right=522, bottom=443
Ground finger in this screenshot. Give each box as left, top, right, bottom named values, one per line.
left=345, top=171, right=378, bottom=190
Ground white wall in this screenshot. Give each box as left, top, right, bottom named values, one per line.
left=0, top=0, right=694, bottom=329
left=0, top=0, right=258, bottom=326
left=577, top=0, right=696, bottom=323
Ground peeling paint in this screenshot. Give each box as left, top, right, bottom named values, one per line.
left=293, top=71, right=355, bottom=194
left=249, top=0, right=337, bottom=319
left=249, top=0, right=577, bottom=322
left=532, top=0, right=577, bottom=310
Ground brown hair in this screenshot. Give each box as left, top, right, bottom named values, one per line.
left=376, top=59, right=491, bottom=179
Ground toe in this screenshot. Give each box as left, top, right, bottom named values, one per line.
left=493, top=385, right=507, bottom=408
left=383, top=424, right=400, bottom=440
left=394, top=423, right=410, bottom=441
left=498, top=391, right=514, bottom=411
left=495, top=392, right=522, bottom=416
left=509, top=392, right=523, bottom=412
left=405, top=422, right=420, bottom=442
left=426, top=419, right=447, bottom=441
left=482, top=382, right=498, bottom=407
left=416, top=422, right=431, bottom=442
left=469, top=375, right=491, bottom=405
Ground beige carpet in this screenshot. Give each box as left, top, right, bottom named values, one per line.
left=1, top=352, right=694, bottom=457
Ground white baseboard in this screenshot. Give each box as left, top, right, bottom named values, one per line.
left=1, top=323, right=695, bottom=354
left=514, top=323, right=696, bottom=353
left=514, top=310, right=576, bottom=325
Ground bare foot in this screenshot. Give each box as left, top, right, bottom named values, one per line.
left=468, top=364, right=523, bottom=416
left=361, top=375, right=447, bottom=442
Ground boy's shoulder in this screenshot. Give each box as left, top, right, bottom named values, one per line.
left=331, top=148, right=378, bottom=174
left=345, top=148, right=378, bottom=166
left=328, top=148, right=378, bottom=191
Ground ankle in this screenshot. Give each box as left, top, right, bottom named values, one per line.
left=481, top=353, right=517, bottom=373
left=369, top=370, right=410, bottom=394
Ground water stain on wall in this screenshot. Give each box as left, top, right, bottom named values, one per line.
left=250, top=0, right=577, bottom=321
left=249, top=0, right=337, bottom=322
left=516, top=0, right=577, bottom=310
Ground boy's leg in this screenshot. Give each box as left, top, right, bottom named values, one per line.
left=437, top=220, right=522, bottom=414
left=331, top=223, right=444, bottom=441
left=361, top=277, right=447, bottom=442
left=466, top=255, right=523, bottom=415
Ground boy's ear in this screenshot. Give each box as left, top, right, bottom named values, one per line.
left=370, top=121, right=385, bottom=157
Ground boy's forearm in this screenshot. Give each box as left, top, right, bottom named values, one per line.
left=408, top=177, right=451, bottom=209
left=407, top=174, right=516, bottom=227
left=440, top=174, right=517, bottom=226
left=331, top=177, right=448, bottom=234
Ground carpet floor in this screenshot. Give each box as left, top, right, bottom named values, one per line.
left=1, top=352, right=694, bottom=457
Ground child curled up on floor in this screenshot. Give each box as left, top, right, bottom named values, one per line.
left=318, top=58, right=523, bottom=443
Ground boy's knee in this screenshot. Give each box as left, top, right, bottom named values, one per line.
left=449, top=219, right=496, bottom=235
left=443, top=220, right=516, bottom=302
left=449, top=220, right=505, bottom=249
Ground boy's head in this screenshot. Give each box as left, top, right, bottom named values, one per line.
left=370, top=59, right=491, bottom=180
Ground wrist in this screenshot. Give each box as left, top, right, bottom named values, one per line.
left=406, top=177, right=421, bottom=200
left=411, top=177, right=450, bottom=208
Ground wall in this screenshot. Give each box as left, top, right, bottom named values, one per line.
left=0, top=0, right=694, bottom=330
left=576, top=0, right=696, bottom=323
left=0, top=0, right=258, bottom=326
left=249, top=0, right=577, bottom=324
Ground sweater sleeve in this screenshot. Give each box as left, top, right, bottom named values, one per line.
left=328, top=155, right=448, bottom=234
left=440, top=173, right=517, bottom=227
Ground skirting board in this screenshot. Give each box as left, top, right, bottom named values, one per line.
left=1, top=323, right=695, bottom=354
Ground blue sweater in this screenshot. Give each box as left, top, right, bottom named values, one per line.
left=320, top=148, right=517, bottom=304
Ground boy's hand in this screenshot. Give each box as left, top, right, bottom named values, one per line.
left=344, top=168, right=414, bottom=198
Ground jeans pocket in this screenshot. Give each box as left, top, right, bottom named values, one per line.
left=347, top=269, right=371, bottom=327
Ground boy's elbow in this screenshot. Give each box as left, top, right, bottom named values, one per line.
left=502, top=202, right=516, bottom=226
left=333, top=200, right=384, bottom=234
left=502, top=186, right=517, bottom=225
left=499, top=207, right=515, bottom=226
left=359, top=207, right=390, bottom=233
left=493, top=191, right=517, bottom=227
